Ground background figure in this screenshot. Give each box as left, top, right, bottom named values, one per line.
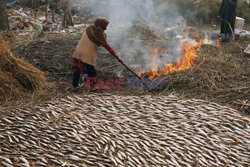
left=218, top=0, right=238, bottom=42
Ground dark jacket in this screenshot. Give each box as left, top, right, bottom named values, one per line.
left=219, top=0, right=237, bottom=34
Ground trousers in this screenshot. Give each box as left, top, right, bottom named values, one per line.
left=72, top=64, right=97, bottom=88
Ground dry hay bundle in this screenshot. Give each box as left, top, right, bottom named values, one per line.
left=0, top=35, right=45, bottom=100
left=0, top=31, right=17, bottom=48
left=162, top=44, right=248, bottom=105
left=0, top=70, right=21, bottom=101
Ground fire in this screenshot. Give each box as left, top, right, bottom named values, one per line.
left=216, top=37, right=222, bottom=48
left=139, top=31, right=203, bottom=80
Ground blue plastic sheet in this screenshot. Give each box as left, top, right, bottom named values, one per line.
left=6, top=0, right=18, bottom=8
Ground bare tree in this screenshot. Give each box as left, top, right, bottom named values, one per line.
left=45, top=3, right=49, bottom=20
left=52, top=8, right=55, bottom=22
left=62, top=0, right=74, bottom=27
left=48, top=0, right=56, bottom=22
left=0, top=0, right=9, bottom=30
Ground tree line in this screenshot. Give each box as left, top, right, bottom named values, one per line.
left=1, top=0, right=249, bottom=30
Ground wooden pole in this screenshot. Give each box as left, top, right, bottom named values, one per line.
left=45, top=4, right=48, bottom=20
left=219, top=18, right=235, bottom=42
left=107, top=50, right=156, bottom=94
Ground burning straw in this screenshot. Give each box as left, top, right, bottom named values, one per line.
left=0, top=35, right=45, bottom=101
left=161, top=43, right=248, bottom=108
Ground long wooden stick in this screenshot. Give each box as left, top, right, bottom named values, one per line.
left=113, top=56, right=156, bottom=94
left=104, top=44, right=157, bottom=94
left=219, top=18, right=235, bottom=42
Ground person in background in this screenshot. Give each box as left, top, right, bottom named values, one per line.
left=72, top=18, right=121, bottom=90
left=218, top=0, right=238, bottom=42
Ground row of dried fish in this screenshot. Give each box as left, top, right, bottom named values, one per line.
left=0, top=94, right=249, bottom=166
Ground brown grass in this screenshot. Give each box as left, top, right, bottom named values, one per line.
left=0, top=35, right=46, bottom=101
left=161, top=43, right=249, bottom=112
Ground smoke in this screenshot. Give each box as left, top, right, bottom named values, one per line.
left=79, top=0, right=188, bottom=73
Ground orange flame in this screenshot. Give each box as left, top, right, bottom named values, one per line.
left=216, top=37, right=222, bottom=48
left=139, top=31, right=203, bottom=80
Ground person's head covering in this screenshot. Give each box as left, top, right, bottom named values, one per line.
left=94, top=18, right=109, bottom=31
left=86, top=18, right=109, bottom=46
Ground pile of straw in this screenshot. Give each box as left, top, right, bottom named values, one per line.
left=0, top=35, right=45, bottom=101
left=161, top=43, right=248, bottom=107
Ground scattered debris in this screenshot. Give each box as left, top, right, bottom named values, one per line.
left=6, top=0, right=18, bottom=8
left=235, top=28, right=250, bottom=37
left=235, top=16, right=245, bottom=29
left=7, top=7, right=88, bottom=37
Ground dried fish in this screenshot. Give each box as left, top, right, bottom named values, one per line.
left=0, top=94, right=248, bottom=167
left=35, top=162, right=47, bottom=167
left=20, top=157, right=29, bottom=164
left=1, top=161, right=12, bottom=167
left=3, top=158, right=12, bottom=165
left=68, top=155, right=81, bottom=161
